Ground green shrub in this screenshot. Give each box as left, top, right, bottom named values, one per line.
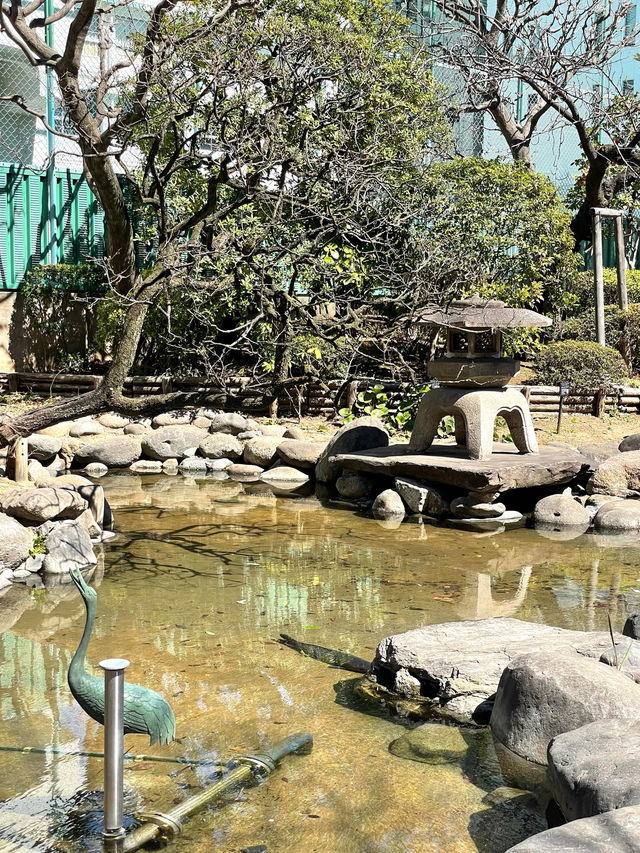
left=533, top=340, right=629, bottom=389
left=571, top=269, right=640, bottom=311
left=558, top=303, right=640, bottom=373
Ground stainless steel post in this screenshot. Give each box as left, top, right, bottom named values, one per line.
left=100, top=658, right=129, bottom=850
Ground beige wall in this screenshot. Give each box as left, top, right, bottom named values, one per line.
left=0, top=292, right=16, bottom=372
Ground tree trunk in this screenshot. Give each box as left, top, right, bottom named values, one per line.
left=570, top=153, right=610, bottom=248
left=268, top=299, right=292, bottom=418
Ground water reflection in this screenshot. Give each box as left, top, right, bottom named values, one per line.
left=1, top=473, right=640, bottom=852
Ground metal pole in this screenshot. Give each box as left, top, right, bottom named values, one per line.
left=44, top=0, right=57, bottom=264
left=614, top=214, right=628, bottom=311
left=100, top=658, right=129, bottom=851
left=591, top=208, right=606, bottom=345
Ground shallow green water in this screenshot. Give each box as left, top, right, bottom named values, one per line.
left=1, top=472, right=640, bottom=852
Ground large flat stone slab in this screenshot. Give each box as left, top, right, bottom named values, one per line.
left=333, top=443, right=587, bottom=495
left=505, top=804, right=640, bottom=852
left=370, top=618, right=640, bottom=723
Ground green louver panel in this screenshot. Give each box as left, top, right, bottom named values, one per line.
left=0, top=163, right=105, bottom=289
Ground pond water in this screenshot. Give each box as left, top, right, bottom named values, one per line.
left=1, top=472, right=640, bottom=853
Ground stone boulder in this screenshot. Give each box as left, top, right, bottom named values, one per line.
left=83, top=463, right=108, bottom=477
left=395, top=477, right=449, bottom=517
left=578, top=442, right=621, bottom=468
left=491, top=650, right=640, bottom=764
left=124, top=423, right=148, bottom=435
left=548, top=719, right=640, bottom=820
left=69, top=420, right=105, bottom=437
left=141, top=426, right=207, bottom=461
left=276, top=439, right=324, bottom=470
left=192, top=416, right=212, bottom=430
left=259, top=424, right=287, bottom=437
left=588, top=451, right=640, bottom=497
left=624, top=614, right=640, bottom=640
left=178, top=457, right=208, bottom=474
left=315, top=417, right=389, bottom=483
left=283, top=425, right=306, bottom=440
left=152, top=409, right=192, bottom=427
left=98, top=413, right=130, bottom=429
left=209, top=413, right=257, bottom=435
left=336, top=473, right=372, bottom=499
left=206, top=457, right=233, bottom=471
left=130, top=460, right=163, bottom=473
left=260, top=466, right=309, bottom=486
left=243, top=437, right=282, bottom=468
left=226, top=463, right=263, bottom=480
left=199, top=433, right=243, bottom=460
left=450, top=495, right=504, bottom=519
left=0, top=512, right=34, bottom=569
left=619, top=433, right=640, bottom=452
left=74, top=436, right=141, bottom=468
left=371, top=618, right=640, bottom=725
left=593, top=499, right=640, bottom=532
left=0, top=487, right=88, bottom=523
left=27, top=434, right=62, bottom=461
left=533, top=494, right=591, bottom=527
left=504, top=805, right=640, bottom=853
left=372, top=489, right=405, bottom=520
left=41, top=519, right=97, bottom=574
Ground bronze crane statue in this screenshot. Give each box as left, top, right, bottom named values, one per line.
left=67, top=567, right=176, bottom=746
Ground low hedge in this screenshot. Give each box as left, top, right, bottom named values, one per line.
left=533, top=340, right=629, bottom=389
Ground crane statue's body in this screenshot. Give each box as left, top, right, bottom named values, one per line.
left=68, top=567, right=176, bottom=746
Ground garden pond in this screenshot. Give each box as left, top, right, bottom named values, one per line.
left=1, top=472, right=640, bottom=853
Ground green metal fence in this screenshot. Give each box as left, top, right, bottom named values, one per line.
left=0, top=164, right=105, bottom=290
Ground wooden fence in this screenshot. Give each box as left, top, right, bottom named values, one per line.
left=1, top=372, right=639, bottom=418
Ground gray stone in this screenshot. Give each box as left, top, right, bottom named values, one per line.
left=624, top=614, right=640, bottom=640
left=277, top=439, right=324, bottom=470
left=162, top=458, right=179, bottom=470
left=491, top=650, right=640, bottom=764
left=260, top=466, right=309, bottom=487
left=69, top=420, right=105, bottom=437
left=593, top=499, right=640, bottom=532
left=0, top=487, right=88, bottom=523
left=336, top=473, right=372, bottom=499
left=124, top=423, right=148, bottom=435
left=12, top=569, right=31, bottom=581
left=534, top=493, right=591, bottom=527
left=371, top=618, right=640, bottom=725
left=83, top=462, right=108, bottom=477
left=152, top=409, right=192, bottom=427
left=24, top=553, right=44, bottom=573
left=206, top=457, right=233, bottom=471
left=586, top=493, right=617, bottom=508
left=372, top=489, right=405, bottom=520
left=192, top=416, right=212, bottom=430
left=130, top=459, right=163, bottom=473
left=394, top=668, right=421, bottom=697
left=179, top=457, right=208, bottom=474
left=447, top=510, right=523, bottom=533
left=75, top=436, right=141, bottom=468
left=27, top=434, right=62, bottom=461
left=450, top=495, right=505, bottom=519
left=395, top=477, right=449, bottom=517
left=209, top=413, right=254, bottom=435
left=237, top=430, right=263, bottom=440
left=588, top=450, right=640, bottom=497
left=0, top=512, right=34, bottom=569
left=243, top=437, right=282, bottom=468
left=619, top=433, right=640, bottom=452
left=142, top=426, right=207, bottom=461
left=316, top=417, right=389, bottom=483
left=578, top=442, right=621, bottom=467
left=98, top=413, right=130, bottom=429
left=41, top=519, right=97, bottom=574
left=227, top=463, right=263, bottom=480
left=599, top=640, right=640, bottom=673
left=284, top=425, right=306, bottom=440
left=259, top=424, right=287, bottom=437
left=504, top=804, right=640, bottom=852
left=199, top=433, right=243, bottom=460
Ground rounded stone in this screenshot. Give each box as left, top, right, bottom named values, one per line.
left=336, top=473, right=372, bottom=499
left=130, top=460, right=163, bottom=473
left=0, top=512, right=35, bottom=569
left=124, top=423, right=148, bottom=435
left=259, top=424, right=287, bottom=437
left=624, top=614, right=640, bottom=640
left=142, top=426, right=208, bottom=461
left=0, top=486, right=88, bottom=523
left=74, top=436, right=141, bottom=468
left=83, top=462, right=108, bottom=478
left=372, top=488, right=405, bottom=520
left=27, top=434, right=62, bottom=461
left=395, top=477, right=449, bottom=517
left=69, top=420, right=105, bottom=437
left=243, top=437, right=282, bottom=468
left=152, top=410, right=192, bottom=427
left=315, top=417, right=389, bottom=483
left=276, top=439, right=324, bottom=470
left=284, top=425, right=306, bottom=440
left=209, top=413, right=254, bottom=435
left=192, top=416, right=212, bottom=430
left=619, top=433, right=640, bottom=452
left=179, top=457, right=208, bottom=474
left=199, top=433, right=243, bottom=460
left=593, top=499, right=640, bottom=532
left=261, top=466, right=309, bottom=485
left=588, top=450, right=640, bottom=497
left=98, top=413, right=130, bottom=429
left=206, top=457, right=233, bottom=471
left=226, top=463, right=263, bottom=481
left=450, top=496, right=506, bottom=519
left=533, top=494, right=590, bottom=527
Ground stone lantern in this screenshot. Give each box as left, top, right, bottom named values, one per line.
left=409, top=295, right=552, bottom=461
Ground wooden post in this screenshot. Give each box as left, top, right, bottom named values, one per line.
left=614, top=214, right=628, bottom=311
left=13, top=438, right=29, bottom=483
left=591, top=208, right=606, bottom=345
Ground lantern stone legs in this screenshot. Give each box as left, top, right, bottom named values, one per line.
left=409, top=386, right=539, bottom=462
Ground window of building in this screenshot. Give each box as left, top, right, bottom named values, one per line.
left=623, top=79, right=635, bottom=95
left=626, top=5, right=636, bottom=37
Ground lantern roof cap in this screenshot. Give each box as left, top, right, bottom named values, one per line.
left=414, top=295, right=552, bottom=331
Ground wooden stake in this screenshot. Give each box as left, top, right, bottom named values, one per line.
left=614, top=214, right=628, bottom=311
left=13, top=438, right=29, bottom=483
left=591, top=208, right=606, bottom=345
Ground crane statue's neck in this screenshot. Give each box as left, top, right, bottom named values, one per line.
left=69, top=592, right=96, bottom=681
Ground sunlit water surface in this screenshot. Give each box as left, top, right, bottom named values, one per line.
left=2, top=472, right=640, bottom=853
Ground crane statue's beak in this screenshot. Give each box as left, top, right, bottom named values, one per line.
left=69, top=566, right=88, bottom=593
